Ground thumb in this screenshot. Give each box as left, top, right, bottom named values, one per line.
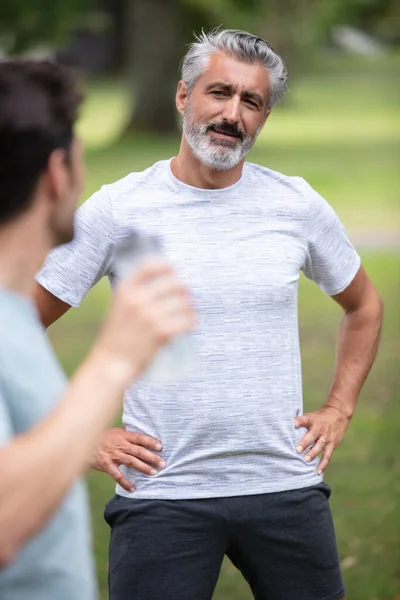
left=294, top=414, right=311, bottom=429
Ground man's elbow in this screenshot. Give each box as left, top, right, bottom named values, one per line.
left=371, top=288, right=384, bottom=323
left=362, top=287, right=384, bottom=336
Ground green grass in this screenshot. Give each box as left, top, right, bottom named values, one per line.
left=48, top=52, right=400, bottom=599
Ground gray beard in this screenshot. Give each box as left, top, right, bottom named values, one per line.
left=183, top=107, right=261, bottom=171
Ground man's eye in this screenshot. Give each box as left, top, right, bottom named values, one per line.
left=211, top=91, right=225, bottom=97
left=245, top=99, right=258, bottom=108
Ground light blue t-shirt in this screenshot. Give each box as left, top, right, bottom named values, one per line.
left=38, top=159, right=361, bottom=500
left=0, top=288, right=97, bottom=600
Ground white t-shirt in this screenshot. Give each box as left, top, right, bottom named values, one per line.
left=37, top=159, right=361, bottom=499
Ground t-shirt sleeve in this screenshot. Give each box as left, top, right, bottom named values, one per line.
left=301, top=181, right=361, bottom=296
left=36, top=187, right=115, bottom=307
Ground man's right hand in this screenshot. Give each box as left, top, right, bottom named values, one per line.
left=94, top=258, right=196, bottom=384
left=90, top=428, right=166, bottom=492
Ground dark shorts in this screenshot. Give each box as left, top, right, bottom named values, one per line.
left=104, top=483, right=345, bottom=600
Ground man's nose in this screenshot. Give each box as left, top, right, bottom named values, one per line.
left=221, top=96, right=241, bottom=124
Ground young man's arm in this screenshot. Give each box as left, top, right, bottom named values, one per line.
left=0, top=261, right=195, bottom=565
left=34, top=283, right=165, bottom=489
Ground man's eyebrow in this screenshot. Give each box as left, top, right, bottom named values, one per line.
left=205, top=82, right=264, bottom=106
left=205, top=82, right=233, bottom=92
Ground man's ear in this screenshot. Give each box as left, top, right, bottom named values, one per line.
left=176, top=80, right=189, bottom=116
left=45, top=149, right=70, bottom=206
left=263, top=108, right=272, bottom=126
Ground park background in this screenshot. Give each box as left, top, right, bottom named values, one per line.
left=1, top=1, right=399, bottom=598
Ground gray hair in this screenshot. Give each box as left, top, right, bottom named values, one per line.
left=181, top=29, right=288, bottom=110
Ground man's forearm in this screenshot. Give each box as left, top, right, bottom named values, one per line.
left=0, top=349, right=133, bottom=565
left=325, top=296, right=383, bottom=420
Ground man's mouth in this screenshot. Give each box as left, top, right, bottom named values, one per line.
left=208, top=125, right=242, bottom=140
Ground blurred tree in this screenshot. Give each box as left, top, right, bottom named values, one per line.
left=116, top=0, right=400, bottom=135
left=0, top=0, right=94, bottom=55
left=122, top=0, right=215, bottom=135
left=2, top=0, right=397, bottom=134
left=122, top=0, right=181, bottom=134
left=183, top=0, right=321, bottom=82
left=319, top=0, right=400, bottom=42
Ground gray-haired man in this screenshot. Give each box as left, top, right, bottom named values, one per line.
left=35, top=30, right=382, bottom=600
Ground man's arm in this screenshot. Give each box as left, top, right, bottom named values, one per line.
left=295, top=266, right=383, bottom=472
left=34, top=284, right=71, bottom=328
left=0, top=260, right=195, bottom=565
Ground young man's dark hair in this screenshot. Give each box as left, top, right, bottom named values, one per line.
left=0, top=60, right=83, bottom=224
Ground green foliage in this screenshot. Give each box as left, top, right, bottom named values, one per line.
left=1, top=0, right=398, bottom=58
left=183, top=0, right=261, bottom=32
left=314, top=0, right=400, bottom=43
left=183, top=0, right=399, bottom=61
left=0, top=0, right=95, bottom=54
left=324, top=0, right=400, bottom=37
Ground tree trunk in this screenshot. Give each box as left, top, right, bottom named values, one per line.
left=123, top=0, right=181, bottom=135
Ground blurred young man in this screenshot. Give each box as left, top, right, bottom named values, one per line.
left=35, top=30, right=383, bottom=600
left=0, top=60, right=194, bottom=600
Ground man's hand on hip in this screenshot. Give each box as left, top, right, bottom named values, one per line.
left=90, top=427, right=166, bottom=492
left=294, top=406, right=350, bottom=475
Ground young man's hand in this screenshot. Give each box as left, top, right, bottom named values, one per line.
left=94, top=258, right=196, bottom=385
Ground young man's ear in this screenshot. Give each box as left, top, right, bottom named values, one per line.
left=44, top=149, right=70, bottom=206
left=176, top=81, right=189, bottom=116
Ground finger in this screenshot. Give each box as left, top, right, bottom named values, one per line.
left=122, top=455, right=159, bottom=477
left=130, top=286, right=194, bottom=329
left=304, top=437, right=327, bottom=463
left=106, top=463, right=135, bottom=492
left=316, top=443, right=335, bottom=475
left=296, top=428, right=320, bottom=454
left=124, top=445, right=166, bottom=470
left=125, top=432, right=162, bottom=452
left=157, top=313, right=197, bottom=340
left=143, top=277, right=190, bottom=304
left=129, top=259, right=174, bottom=285
left=294, top=414, right=312, bottom=429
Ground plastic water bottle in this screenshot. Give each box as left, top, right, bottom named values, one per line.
left=112, top=232, right=196, bottom=384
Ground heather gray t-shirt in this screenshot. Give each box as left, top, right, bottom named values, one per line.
left=0, top=288, right=97, bottom=600
left=37, top=160, right=361, bottom=500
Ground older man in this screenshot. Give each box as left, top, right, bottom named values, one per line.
left=35, top=29, right=382, bottom=600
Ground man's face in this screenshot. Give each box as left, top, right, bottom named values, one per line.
left=49, top=137, right=85, bottom=246
left=179, top=53, right=271, bottom=170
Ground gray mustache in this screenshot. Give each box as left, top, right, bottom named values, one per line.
left=207, top=122, right=245, bottom=140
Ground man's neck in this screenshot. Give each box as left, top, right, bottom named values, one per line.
left=0, top=210, right=52, bottom=299
left=171, top=138, right=244, bottom=190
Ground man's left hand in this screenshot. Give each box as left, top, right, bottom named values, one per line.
left=294, top=406, right=350, bottom=475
